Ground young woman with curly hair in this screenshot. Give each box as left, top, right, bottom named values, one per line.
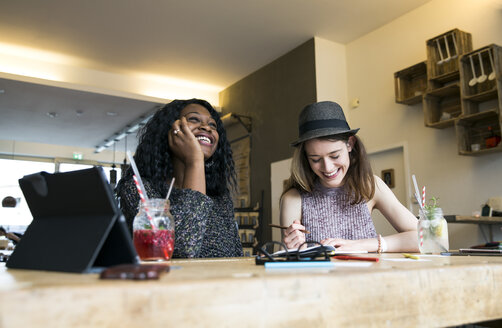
left=116, top=99, right=243, bottom=258
left=280, top=101, right=418, bottom=253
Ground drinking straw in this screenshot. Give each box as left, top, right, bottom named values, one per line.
left=422, top=186, right=426, bottom=209
left=126, top=151, right=149, bottom=203
left=411, top=175, right=424, bottom=212
left=133, top=175, right=157, bottom=230
left=127, top=151, right=156, bottom=230
left=166, top=177, right=175, bottom=200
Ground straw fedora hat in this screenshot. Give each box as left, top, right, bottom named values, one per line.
left=291, top=101, right=359, bottom=146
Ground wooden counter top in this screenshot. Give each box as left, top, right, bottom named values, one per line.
left=2, top=254, right=502, bottom=327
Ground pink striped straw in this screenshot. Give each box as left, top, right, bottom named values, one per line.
left=133, top=174, right=156, bottom=230
left=422, top=186, right=426, bottom=208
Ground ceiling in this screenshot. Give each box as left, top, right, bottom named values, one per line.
left=0, top=0, right=431, bottom=152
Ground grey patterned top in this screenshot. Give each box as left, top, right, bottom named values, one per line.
left=300, top=182, right=377, bottom=242
left=117, top=178, right=243, bottom=258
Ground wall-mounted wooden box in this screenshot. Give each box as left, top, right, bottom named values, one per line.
left=394, top=61, right=427, bottom=105
left=455, top=110, right=502, bottom=156
left=426, top=29, right=472, bottom=86
left=459, top=44, right=502, bottom=117
left=423, top=83, right=461, bottom=128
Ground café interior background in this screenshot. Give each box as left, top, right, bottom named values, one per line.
left=0, top=0, right=501, bottom=249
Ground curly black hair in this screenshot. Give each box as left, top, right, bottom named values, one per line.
left=117, top=99, right=236, bottom=196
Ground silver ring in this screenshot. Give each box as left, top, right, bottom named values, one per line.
left=174, top=129, right=180, bottom=135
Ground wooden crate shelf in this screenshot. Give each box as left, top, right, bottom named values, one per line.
left=456, top=110, right=502, bottom=155
left=463, top=88, right=498, bottom=102
left=426, top=29, right=472, bottom=86
left=460, top=45, right=501, bottom=98
left=394, top=61, right=427, bottom=105
left=423, top=83, right=461, bottom=128
left=395, top=28, right=501, bottom=156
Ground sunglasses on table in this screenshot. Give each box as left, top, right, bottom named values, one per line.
left=255, top=241, right=331, bottom=265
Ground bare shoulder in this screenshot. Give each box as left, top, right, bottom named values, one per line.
left=280, top=188, right=302, bottom=226
left=370, top=175, right=397, bottom=207
left=282, top=188, right=301, bottom=201
left=373, top=175, right=393, bottom=196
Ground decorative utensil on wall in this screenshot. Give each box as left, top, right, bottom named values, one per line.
left=436, top=39, right=445, bottom=65
left=477, top=52, right=487, bottom=83
left=468, top=55, right=478, bottom=86
left=443, top=35, right=452, bottom=63
left=487, top=49, right=496, bottom=81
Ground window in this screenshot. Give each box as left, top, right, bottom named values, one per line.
left=0, top=158, right=54, bottom=229
left=0, top=158, right=121, bottom=229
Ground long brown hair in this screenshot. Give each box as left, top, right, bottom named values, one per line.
left=282, top=133, right=374, bottom=204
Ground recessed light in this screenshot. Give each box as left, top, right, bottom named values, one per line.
left=46, top=112, right=58, bottom=118
left=76, top=110, right=84, bottom=116
left=0, top=89, right=5, bottom=94
left=106, top=111, right=118, bottom=116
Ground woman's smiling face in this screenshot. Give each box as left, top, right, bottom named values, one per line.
left=304, top=137, right=353, bottom=188
left=180, top=103, right=219, bottom=160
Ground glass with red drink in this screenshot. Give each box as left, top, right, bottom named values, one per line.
left=133, top=198, right=175, bottom=261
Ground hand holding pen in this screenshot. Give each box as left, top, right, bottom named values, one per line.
left=278, top=220, right=309, bottom=249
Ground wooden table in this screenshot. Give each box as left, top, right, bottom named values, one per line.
left=1, top=254, right=502, bottom=327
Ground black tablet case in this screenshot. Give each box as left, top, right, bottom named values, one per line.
left=6, top=167, right=139, bottom=273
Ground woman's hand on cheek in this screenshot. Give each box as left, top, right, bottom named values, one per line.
left=168, top=117, right=204, bottom=164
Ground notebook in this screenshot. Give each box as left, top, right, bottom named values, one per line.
left=273, top=245, right=368, bottom=257
left=6, top=167, right=139, bottom=273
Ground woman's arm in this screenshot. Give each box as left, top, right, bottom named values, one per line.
left=279, top=189, right=307, bottom=249
left=169, top=188, right=214, bottom=258
left=369, top=175, right=419, bottom=252
left=321, top=176, right=419, bottom=253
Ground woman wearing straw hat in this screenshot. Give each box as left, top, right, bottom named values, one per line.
left=116, top=99, right=243, bottom=258
left=280, top=101, right=418, bottom=253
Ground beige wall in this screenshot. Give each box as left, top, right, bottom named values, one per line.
left=314, top=37, right=349, bottom=109
left=345, top=0, right=502, bottom=244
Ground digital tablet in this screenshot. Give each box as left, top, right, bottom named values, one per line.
left=6, top=166, right=139, bottom=273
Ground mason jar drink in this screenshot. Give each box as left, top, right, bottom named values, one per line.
left=133, top=198, right=175, bottom=261
left=418, top=207, right=449, bottom=254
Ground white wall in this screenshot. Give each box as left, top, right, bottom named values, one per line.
left=345, top=0, right=502, bottom=245
left=314, top=37, right=349, bottom=110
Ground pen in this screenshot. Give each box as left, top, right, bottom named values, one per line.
left=268, top=224, right=310, bottom=234
left=402, top=253, right=420, bottom=260
left=332, top=255, right=379, bottom=262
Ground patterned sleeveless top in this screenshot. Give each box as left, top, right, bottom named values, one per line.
left=300, top=182, right=377, bottom=242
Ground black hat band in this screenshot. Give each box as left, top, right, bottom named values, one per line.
left=299, top=118, right=350, bottom=135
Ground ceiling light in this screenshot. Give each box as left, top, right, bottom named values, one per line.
left=76, top=110, right=84, bottom=116
left=94, top=105, right=161, bottom=153
left=106, top=111, right=118, bottom=116
left=104, top=139, right=115, bottom=147
left=46, top=112, right=58, bottom=118
left=0, top=89, right=5, bottom=94
left=114, top=132, right=127, bottom=141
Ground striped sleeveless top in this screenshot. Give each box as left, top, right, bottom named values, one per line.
left=300, top=183, right=377, bottom=242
